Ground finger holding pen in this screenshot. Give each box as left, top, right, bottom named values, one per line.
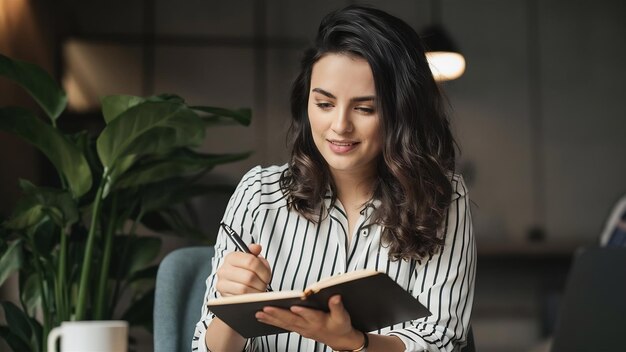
left=216, top=240, right=273, bottom=297
left=241, top=243, right=272, bottom=288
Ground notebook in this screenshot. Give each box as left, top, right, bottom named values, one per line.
left=551, top=247, right=626, bottom=352
left=207, top=269, right=431, bottom=337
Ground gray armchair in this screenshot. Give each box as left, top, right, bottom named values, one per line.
left=154, top=246, right=215, bottom=352
left=600, top=193, right=626, bottom=247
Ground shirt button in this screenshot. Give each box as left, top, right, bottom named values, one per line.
left=361, top=228, right=369, bottom=237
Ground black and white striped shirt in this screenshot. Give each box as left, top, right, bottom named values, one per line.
left=193, top=164, right=475, bottom=352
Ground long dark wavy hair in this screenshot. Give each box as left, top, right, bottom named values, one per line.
left=280, top=5, right=457, bottom=260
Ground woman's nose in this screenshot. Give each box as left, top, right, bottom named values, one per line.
left=331, top=108, right=353, bottom=134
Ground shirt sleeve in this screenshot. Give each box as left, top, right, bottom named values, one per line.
left=385, top=176, right=476, bottom=352
left=192, top=166, right=263, bottom=352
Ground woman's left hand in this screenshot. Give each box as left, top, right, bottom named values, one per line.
left=255, top=295, right=365, bottom=350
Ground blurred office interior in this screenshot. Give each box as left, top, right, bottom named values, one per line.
left=1, top=0, right=625, bottom=351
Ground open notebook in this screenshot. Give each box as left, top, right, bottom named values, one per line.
left=208, top=269, right=431, bottom=338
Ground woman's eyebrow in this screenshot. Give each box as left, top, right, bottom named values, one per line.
left=311, top=88, right=375, bottom=102
left=311, top=88, right=336, bottom=99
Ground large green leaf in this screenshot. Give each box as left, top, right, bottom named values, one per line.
left=96, top=101, right=204, bottom=172
left=113, top=236, right=161, bottom=280
left=28, top=318, right=42, bottom=352
left=0, top=240, right=23, bottom=287
left=5, top=181, right=78, bottom=230
left=103, top=116, right=205, bottom=196
left=20, top=274, right=41, bottom=316
left=103, top=155, right=137, bottom=198
left=101, top=94, right=188, bottom=125
left=20, top=180, right=79, bottom=224
left=115, top=150, right=250, bottom=189
left=122, top=108, right=205, bottom=155
left=127, top=265, right=158, bottom=283
left=139, top=211, right=174, bottom=234
left=31, top=218, right=58, bottom=261
left=127, top=237, right=161, bottom=276
left=148, top=93, right=185, bottom=104
left=0, top=302, right=32, bottom=349
left=97, top=101, right=180, bottom=169
left=4, top=203, right=48, bottom=231
left=0, top=107, right=92, bottom=198
left=0, top=54, right=67, bottom=121
left=101, top=95, right=146, bottom=124
left=191, top=106, right=251, bottom=126
left=0, top=325, right=31, bottom=352
left=71, top=130, right=103, bottom=180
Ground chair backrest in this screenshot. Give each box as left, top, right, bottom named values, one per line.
left=551, top=247, right=626, bottom=352
left=599, top=193, right=626, bottom=246
left=154, top=246, right=214, bottom=352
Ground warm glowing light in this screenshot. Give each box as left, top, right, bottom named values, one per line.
left=0, top=2, right=5, bottom=31
left=426, top=51, right=466, bottom=82
left=0, top=0, right=28, bottom=25
left=0, top=0, right=33, bottom=53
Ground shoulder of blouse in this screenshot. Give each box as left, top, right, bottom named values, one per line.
left=449, top=173, right=468, bottom=201
left=235, top=164, right=289, bottom=212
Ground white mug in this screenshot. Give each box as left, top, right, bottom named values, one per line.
left=47, top=320, right=128, bottom=352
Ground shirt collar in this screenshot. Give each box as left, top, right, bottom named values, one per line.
left=323, top=186, right=380, bottom=217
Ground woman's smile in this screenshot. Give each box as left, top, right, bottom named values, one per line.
left=327, top=139, right=360, bottom=154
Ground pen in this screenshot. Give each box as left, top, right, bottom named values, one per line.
left=220, top=222, right=273, bottom=292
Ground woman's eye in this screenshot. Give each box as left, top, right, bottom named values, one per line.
left=315, top=102, right=333, bottom=110
left=355, top=106, right=375, bottom=114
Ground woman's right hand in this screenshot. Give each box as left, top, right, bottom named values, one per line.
left=215, top=243, right=272, bottom=297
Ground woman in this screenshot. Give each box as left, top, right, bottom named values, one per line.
left=193, top=5, right=475, bottom=352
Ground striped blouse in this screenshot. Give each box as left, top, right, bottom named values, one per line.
left=193, top=164, right=476, bottom=352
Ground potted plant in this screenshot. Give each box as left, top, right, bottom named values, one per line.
left=0, top=53, right=251, bottom=351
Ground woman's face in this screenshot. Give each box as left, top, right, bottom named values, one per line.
left=307, top=53, right=382, bottom=179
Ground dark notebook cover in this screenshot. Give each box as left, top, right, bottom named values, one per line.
left=208, top=270, right=431, bottom=338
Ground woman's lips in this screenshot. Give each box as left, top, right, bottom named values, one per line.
left=327, top=140, right=359, bottom=154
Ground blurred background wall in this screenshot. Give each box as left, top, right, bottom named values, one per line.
left=1, top=0, right=625, bottom=351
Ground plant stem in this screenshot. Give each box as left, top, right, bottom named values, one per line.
left=31, top=244, right=51, bottom=350
left=53, top=154, right=69, bottom=322
left=18, top=266, right=42, bottom=352
left=56, top=227, right=68, bottom=322
left=111, top=209, right=143, bottom=313
left=75, top=177, right=106, bottom=321
left=94, top=195, right=118, bottom=320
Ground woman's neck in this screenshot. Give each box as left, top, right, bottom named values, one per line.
left=331, top=169, right=376, bottom=212
left=330, top=168, right=376, bottom=244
